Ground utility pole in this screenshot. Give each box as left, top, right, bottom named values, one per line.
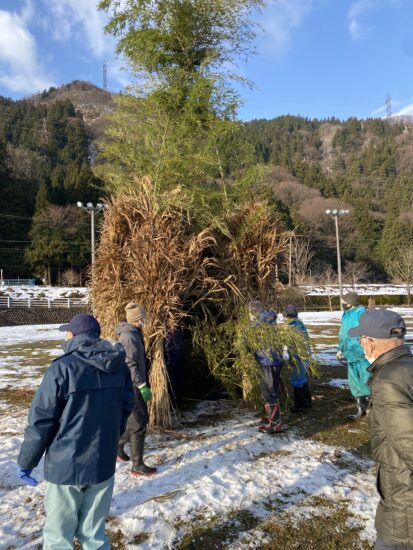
left=77, top=202, right=106, bottom=266
left=325, top=209, right=349, bottom=302
left=288, top=233, right=293, bottom=287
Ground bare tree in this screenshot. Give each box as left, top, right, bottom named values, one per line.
left=343, top=261, right=371, bottom=289
left=290, top=237, right=315, bottom=285
left=317, top=265, right=338, bottom=311
left=387, top=248, right=413, bottom=306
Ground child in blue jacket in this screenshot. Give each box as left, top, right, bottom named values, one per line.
left=284, top=304, right=312, bottom=413
left=248, top=301, right=284, bottom=434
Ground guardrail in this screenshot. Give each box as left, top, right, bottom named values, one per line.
left=0, top=297, right=89, bottom=309
left=1, top=279, right=37, bottom=286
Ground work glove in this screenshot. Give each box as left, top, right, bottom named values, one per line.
left=139, top=383, right=152, bottom=402
left=17, top=466, right=38, bottom=487
left=336, top=351, right=344, bottom=361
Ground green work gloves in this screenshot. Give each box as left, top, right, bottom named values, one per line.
left=139, top=383, right=152, bottom=402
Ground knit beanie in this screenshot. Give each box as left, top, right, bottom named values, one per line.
left=284, top=304, right=298, bottom=318
left=125, top=303, right=146, bottom=324
left=342, top=292, right=361, bottom=307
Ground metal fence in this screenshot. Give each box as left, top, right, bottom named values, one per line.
left=0, top=279, right=37, bottom=287
left=0, top=296, right=89, bottom=309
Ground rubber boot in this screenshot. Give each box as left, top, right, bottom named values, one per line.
left=259, top=402, right=283, bottom=434
left=348, top=397, right=366, bottom=420
left=130, top=436, right=157, bottom=477
left=290, top=387, right=304, bottom=413
left=302, top=383, right=312, bottom=408
left=361, top=395, right=371, bottom=415
left=117, top=444, right=130, bottom=462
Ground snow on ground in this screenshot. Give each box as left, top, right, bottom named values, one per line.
left=3, top=309, right=413, bottom=547
left=0, top=402, right=377, bottom=549
left=329, top=378, right=350, bottom=389
left=300, top=284, right=410, bottom=296
left=0, top=325, right=63, bottom=389
left=0, top=285, right=89, bottom=302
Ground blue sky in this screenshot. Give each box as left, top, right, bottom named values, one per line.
left=0, top=0, right=412, bottom=121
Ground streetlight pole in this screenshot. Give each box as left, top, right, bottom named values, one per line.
left=77, top=202, right=106, bottom=266
left=325, top=209, right=349, bottom=301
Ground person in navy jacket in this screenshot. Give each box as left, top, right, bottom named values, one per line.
left=17, top=313, right=134, bottom=550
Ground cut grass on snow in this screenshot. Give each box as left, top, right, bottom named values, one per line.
left=174, top=497, right=373, bottom=550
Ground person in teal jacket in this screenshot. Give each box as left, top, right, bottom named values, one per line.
left=336, top=292, right=371, bottom=419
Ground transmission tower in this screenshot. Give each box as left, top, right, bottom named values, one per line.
left=386, top=93, right=392, bottom=119
left=103, top=61, right=108, bottom=90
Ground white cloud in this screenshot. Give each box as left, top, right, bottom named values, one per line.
left=348, top=0, right=378, bottom=40
left=395, top=102, right=413, bottom=117
left=0, top=8, right=54, bottom=94
left=46, top=0, right=109, bottom=59
left=43, top=0, right=129, bottom=88
left=261, top=0, right=315, bottom=55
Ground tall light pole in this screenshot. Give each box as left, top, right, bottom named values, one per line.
left=325, top=209, right=349, bottom=301
left=77, top=202, right=106, bottom=266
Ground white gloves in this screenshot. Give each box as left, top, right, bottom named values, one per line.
left=336, top=351, right=344, bottom=361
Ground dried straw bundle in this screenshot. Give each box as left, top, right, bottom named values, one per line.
left=216, top=200, right=288, bottom=311
left=92, top=179, right=220, bottom=428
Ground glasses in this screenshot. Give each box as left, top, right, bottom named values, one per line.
left=357, top=336, right=374, bottom=344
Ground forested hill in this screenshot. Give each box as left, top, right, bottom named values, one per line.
left=0, top=81, right=108, bottom=282
left=1, top=79, right=412, bottom=284
left=244, top=115, right=413, bottom=281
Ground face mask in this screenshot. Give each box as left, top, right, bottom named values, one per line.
left=342, top=303, right=352, bottom=311
left=139, top=320, right=146, bottom=329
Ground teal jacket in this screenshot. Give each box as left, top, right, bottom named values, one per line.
left=338, top=305, right=367, bottom=363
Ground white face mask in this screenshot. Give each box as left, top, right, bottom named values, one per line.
left=365, top=355, right=376, bottom=364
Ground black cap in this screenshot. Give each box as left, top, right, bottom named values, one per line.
left=342, top=292, right=361, bottom=306
left=59, top=313, right=101, bottom=336
left=348, top=309, right=406, bottom=339
left=284, top=304, right=298, bottom=317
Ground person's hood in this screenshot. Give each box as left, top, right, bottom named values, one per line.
left=114, top=322, right=141, bottom=336
left=61, top=332, right=125, bottom=373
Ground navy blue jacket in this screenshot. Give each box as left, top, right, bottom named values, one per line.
left=18, top=333, right=134, bottom=485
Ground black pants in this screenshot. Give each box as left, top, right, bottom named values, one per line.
left=261, top=364, right=282, bottom=405
left=375, top=540, right=413, bottom=550
left=119, top=389, right=148, bottom=446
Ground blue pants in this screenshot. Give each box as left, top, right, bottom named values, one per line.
left=348, top=359, right=371, bottom=398
left=43, top=476, right=115, bottom=550
left=290, top=357, right=308, bottom=388
left=261, top=364, right=282, bottom=404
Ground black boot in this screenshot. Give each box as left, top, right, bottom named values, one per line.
left=302, top=383, right=312, bottom=408
left=259, top=402, right=284, bottom=434
left=117, top=444, right=130, bottom=462
left=130, top=436, right=157, bottom=477
left=348, top=397, right=367, bottom=420
left=290, top=386, right=305, bottom=413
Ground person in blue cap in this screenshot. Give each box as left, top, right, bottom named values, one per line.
left=337, top=292, right=371, bottom=419
left=17, top=313, right=134, bottom=550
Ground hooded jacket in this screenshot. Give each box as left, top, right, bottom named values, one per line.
left=338, top=305, right=368, bottom=363
left=115, top=323, right=149, bottom=387
left=18, top=333, right=134, bottom=485
left=368, top=345, right=413, bottom=546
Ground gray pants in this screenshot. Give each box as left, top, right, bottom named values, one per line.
left=43, top=476, right=115, bottom=550
left=375, top=540, right=413, bottom=550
